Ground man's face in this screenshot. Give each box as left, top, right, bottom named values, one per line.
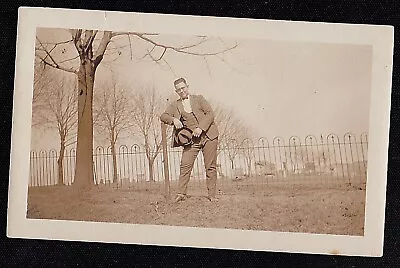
left=175, top=81, right=189, bottom=99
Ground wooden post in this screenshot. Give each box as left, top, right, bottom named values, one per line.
left=161, top=122, right=171, bottom=201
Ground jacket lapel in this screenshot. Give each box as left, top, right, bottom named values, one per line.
left=190, top=95, right=198, bottom=114
left=177, top=99, right=184, bottom=115
left=172, top=100, right=182, bottom=147
left=190, top=95, right=201, bottom=123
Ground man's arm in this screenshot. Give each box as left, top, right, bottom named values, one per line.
left=197, top=95, right=215, bottom=131
left=160, top=102, right=177, bottom=125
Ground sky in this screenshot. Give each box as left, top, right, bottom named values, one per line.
left=31, top=28, right=373, bottom=150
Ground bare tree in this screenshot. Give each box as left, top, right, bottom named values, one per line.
left=32, top=60, right=53, bottom=126
left=213, top=103, right=243, bottom=151
left=318, top=148, right=332, bottom=173
left=93, top=76, right=133, bottom=184
left=33, top=61, right=46, bottom=102
left=131, top=86, right=171, bottom=182
left=241, top=136, right=256, bottom=177
left=35, top=29, right=237, bottom=190
left=212, top=102, right=249, bottom=172
left=287, top=145, right=307, bottom=174
left=32, top=70, right=78, bottom=185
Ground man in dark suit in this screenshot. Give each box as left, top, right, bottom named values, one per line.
left=160, top=77, right=219, bottom=202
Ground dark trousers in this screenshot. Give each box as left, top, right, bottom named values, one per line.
left=178, top=135, right=218, bottom=197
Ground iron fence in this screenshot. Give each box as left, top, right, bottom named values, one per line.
left=29, top=132, right=368, bottom=189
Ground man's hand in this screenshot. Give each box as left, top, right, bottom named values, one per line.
left=173, top=118, right=183, bottom=129
left=193, top=127, right=203, bottom=137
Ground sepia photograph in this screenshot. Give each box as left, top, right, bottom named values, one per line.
left=8, top=7, right=393, bottom=256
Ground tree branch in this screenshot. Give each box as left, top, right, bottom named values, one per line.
left=70, top=29, right=83, bottom=53
left=111, top=32, right=159, bottom=38
left=42, top=39, right=74, bottom=45
left=110, top=33, right=134, bottom=60
left=36, top=55, right=78, bottom=74
left=161, top=58, right=176, bottom=76
left=36, top=37, right=78, bottom=74
left=134, top=33, right=237, bottom=58
left=94, top=31, right=113, bottom=66
left=178, top=37, right=208, bottom=50
left=203, top=56, right=212, bottom=77
left=58, top=55, right=80, bottom=64
left=155, top=47, right=167, bottom=62
left=112, top=32, right=237, bottom=62
left=84, top=30, right=97, bottom=49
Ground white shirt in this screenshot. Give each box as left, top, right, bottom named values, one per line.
left=181, top=95, right=192, bottom=113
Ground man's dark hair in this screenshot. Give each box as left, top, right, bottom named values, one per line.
left=174, top=77, right=187, bottom=87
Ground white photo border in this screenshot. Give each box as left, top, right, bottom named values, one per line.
left=7, top=7, right=394, bottom=256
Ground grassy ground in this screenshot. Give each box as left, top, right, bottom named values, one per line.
left=27, top=176, right=366, bottom=236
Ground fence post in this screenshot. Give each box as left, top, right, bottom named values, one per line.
left=161, top=122, right=171, bottom=201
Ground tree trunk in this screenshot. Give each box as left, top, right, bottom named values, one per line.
left=73, top=61, right=96, bottom=190
left=57, top=141, right=65, bottom=185
left=111, top=140, right=118, bottom=184
left=247, top=160, right=252, bottom=176
left=148, top=158, right=155, bottom=182
left=216, top=163, right=224, bottom=178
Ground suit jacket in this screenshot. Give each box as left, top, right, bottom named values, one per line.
left=160, top=94, right=219, bottom=147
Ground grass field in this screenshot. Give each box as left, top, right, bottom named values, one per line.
left=26, top=175, right=366, bottom=236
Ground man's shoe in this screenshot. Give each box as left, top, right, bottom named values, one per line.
left=207, top=196, right=219, bottom=202
left=174, top=194, right=186, bottom=202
